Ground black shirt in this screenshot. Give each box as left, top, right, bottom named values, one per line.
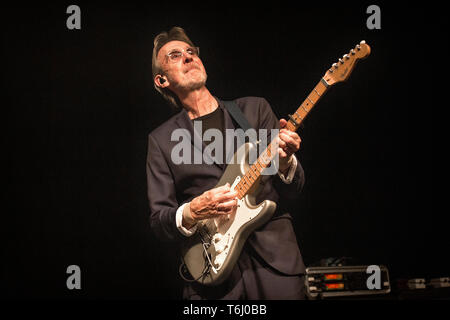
left=193, top=107, right=225, bottom=163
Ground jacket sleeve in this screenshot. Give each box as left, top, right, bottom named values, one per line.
left=257, top=98, right=306, bottom=201
left=146, top=133, right=185, bottom=243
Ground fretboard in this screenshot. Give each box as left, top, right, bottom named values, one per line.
left=234, top=78, right=330, bottom=199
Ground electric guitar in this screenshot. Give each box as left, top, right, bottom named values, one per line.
left=181, top=41, right=371, bottom=286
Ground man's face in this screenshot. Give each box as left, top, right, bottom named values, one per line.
left=157, top=40, right=207, bottom=91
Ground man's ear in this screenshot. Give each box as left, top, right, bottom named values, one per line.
left=154, top=75, right=169, bottom=88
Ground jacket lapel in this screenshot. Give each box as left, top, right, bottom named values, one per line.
left=219, top=101, right=238, bottom=170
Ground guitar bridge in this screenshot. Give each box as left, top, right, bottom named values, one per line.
left=202, top=242, right=219, bottom=274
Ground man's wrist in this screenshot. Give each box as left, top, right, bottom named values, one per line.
left=278, top=155, right=297, bottom=184
left=279, top=155, right=294, bottom=176
left=182, top=202, right=196, bottom=229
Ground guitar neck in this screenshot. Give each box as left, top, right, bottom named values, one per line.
left=233, top=39, right=371, bottom=199
left=234, top=78, right=330, bottom=199
left=284, top=78, right=329, bottom=132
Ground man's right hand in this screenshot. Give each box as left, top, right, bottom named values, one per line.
left=183, top=183, right=238, bottom=229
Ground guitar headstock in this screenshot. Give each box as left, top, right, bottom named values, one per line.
left=323, top=40, right=371, bottom=86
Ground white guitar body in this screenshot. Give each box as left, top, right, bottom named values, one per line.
left=181, top=142, right=277, bottom=286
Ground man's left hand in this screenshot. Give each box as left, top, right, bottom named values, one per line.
left=277, top=118, right=301, bottom=174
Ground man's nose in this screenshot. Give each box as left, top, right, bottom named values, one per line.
left=183, top=54, right=194, bottom=63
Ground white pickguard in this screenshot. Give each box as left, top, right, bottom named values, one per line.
left=210, top=176, right=265, bottom=271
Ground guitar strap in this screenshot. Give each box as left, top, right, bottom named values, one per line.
left=222, top=100, right=253, bottom=132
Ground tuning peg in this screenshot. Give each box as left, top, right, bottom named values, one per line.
left=356, top=44, right=361, bottom=51
left=350, top=49, right=356, bottom=55
left=344, top=54, right=350, bottom=60
left=339, top=58, right=344, bottom=64
left=360, top=40, right=366, bottom=45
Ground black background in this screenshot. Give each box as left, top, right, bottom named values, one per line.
left=2, top=2, right=443, bottom=299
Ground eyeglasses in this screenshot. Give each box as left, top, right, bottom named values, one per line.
left=166, top=47, right=200, bottom=63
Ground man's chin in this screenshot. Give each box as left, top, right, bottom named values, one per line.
left=179, top=77, right=207, bottom=91
left=186, top=82, right=206, bottom=91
